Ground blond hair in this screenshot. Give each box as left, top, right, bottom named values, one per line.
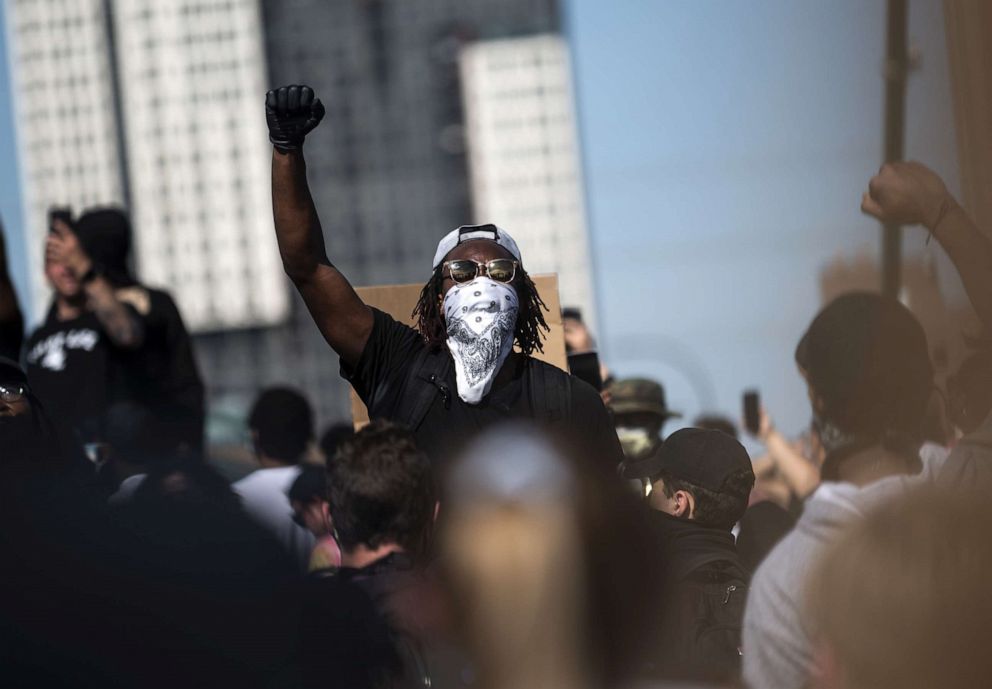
left=443, top=502, right=592, bottom=689
left=808, top=486, right=992, bottom=689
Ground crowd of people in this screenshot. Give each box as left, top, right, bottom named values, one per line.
left=1, top=83, right=991, bottom=688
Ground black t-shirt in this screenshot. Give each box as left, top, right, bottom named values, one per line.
left=343, top=308, right=622, bottom=466
left=299, top=553, right=425, bottom=689
left=25, top=309, right=113, bottom=446
left=113, top=286, right=205, bottom=451
left=24, top=286, right=204, bottom=452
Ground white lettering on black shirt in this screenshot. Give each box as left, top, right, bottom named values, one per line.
left=26, top=328, right=100, bottom=371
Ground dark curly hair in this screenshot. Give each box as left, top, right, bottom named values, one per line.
left=412, top=264, right=550, bottom=356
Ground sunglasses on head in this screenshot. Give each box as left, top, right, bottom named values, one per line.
left=443, top=258, right=518, bottom=284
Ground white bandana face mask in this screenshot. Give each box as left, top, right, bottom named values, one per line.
left=443, top=277, right=519, bottom=405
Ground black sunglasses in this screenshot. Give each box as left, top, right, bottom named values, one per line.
left=443, top=258, right=518, bottom=284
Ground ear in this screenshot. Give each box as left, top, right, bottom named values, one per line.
left=433, top=501, right=441, bottom=523
left=673, top=490, right=695, bottom=519
left=320, top=500, right=332, bottom=532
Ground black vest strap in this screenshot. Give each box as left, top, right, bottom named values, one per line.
left=527, top=357, right=572, bottom=425
left=392, top=347, right=451, bottom=431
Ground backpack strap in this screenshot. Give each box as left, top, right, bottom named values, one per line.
left=528, top=358, right=573, bottom=425
left=391, top=347, right=452, bottom=432
left=676, top=550, right=750, bottom=583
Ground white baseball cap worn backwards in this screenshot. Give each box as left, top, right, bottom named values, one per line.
left=432, top=223, right=522, bottom=270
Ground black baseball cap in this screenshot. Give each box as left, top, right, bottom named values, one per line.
left=620, top=427, right=754, bottom=497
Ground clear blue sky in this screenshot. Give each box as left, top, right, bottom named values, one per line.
left=565, top=0, right=960, bottom=440
left=0, top=2, right=27, bottom=313
left=0, top=1, right=961, bottom=439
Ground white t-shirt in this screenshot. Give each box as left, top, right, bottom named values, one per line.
left=233, top=465, right=315, bottom=571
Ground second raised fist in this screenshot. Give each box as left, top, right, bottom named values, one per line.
left=265, top=84, right=325, bottom=152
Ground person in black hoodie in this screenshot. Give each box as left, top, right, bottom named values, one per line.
left=621, top=427, right=754, bottom=683
left=24, top=207, right=204, bottom=460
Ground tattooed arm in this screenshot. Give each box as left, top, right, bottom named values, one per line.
left=47, top=219, right=144, bottom=348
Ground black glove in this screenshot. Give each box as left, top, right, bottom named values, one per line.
left=265, top=84, right=325, bottom=151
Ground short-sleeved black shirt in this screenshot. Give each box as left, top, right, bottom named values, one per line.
left=343, top=308, right=623, bottom=466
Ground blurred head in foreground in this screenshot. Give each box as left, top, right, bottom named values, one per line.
left=808, top=486, right=992, bottom=689
left=441, top=423, right=663, bottom=689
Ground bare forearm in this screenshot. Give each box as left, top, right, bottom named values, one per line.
left=751, top=454, right=776, bottom=480
left=270, top=147, right=372, bottom=365
left=85, top=278, right=144, bottom=348
left=272, top=149, right=329, bottom=281
left=765, top=431, right=819, bottom=498
left=932, top=203, right=992, bottom=328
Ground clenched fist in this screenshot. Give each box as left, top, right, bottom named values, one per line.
left=861, top=161, right=955, bottom=231
left=265, top=85, right=325, bottom=152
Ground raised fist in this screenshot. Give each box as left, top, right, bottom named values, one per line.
left=861, top=161, right=954, bottom=231
left=265, top=85, right=325, bottom=152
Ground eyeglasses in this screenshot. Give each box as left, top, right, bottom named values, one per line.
left=443, top=258, right=518, bottom=284
left=0, top=384, right=27, bottom=403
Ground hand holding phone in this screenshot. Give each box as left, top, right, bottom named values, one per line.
left=743, top=389, right=761, bottom=436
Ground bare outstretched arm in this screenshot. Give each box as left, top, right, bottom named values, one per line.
left=862, top=161, right=992, bottom=329
left=267, top=85, right=372, bottom=367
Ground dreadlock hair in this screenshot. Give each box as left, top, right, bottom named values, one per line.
left=412, top=264, right=550, bottom=356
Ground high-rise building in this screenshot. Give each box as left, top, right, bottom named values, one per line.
left=5, top=0, right=126, bottom=318
left=5, top=0, right=287, bottom=330
left=110, top=1, right=287, bottom=330
left=460, top=33, right=595, bottom=327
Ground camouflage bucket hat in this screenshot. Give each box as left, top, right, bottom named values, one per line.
left=608, top=377, right=681, bottom=419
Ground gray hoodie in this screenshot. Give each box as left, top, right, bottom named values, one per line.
left=741, top=444, right=947, bottom=689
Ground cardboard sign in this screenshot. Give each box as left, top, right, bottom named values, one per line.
left=350, top=274, right=566, bottom=428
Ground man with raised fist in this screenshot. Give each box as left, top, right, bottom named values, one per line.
left=264, top=84, right=621, bottom=467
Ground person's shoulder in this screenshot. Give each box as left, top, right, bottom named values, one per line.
left=130, top=285, right=189, bottom=325
left=25, top=320, right=51, bottom=344
left=524, top=357, right=588, bottom=390
left=567, top=372, right=605, bottom=405
left=748, top=506, right=823, bottom=603
left=234, top=465, right=300, bottom=492
left=940, top=418, right=992, bottom=489
left=369, top=306, right=419, bottom=336
left=232, top=469, right=267, bottom=494
left=26, top=305, right=64, bottom=339
left=303, top=566, right=381, bottom=617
